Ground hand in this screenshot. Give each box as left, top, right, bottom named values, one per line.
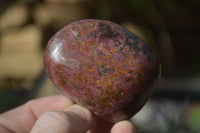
left=0, top=95, right=135, bottom=133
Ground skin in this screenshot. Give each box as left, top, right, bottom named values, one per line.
left=0, top=95, right=135, bottom=133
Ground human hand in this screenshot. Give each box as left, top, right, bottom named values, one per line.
left=0, top=95, right=135, bottom=133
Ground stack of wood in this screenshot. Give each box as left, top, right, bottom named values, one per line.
left=0, top=0, right=90, bottom=97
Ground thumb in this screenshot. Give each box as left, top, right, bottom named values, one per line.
left=30, top=105, right=93, bottom=133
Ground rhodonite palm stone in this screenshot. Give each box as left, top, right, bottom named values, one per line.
left=44, top=19, right=160, bottom=123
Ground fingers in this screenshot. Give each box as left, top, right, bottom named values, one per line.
left=111, top=120, right=135, bottom=133
left=0, top=95, right=73, bottom=133
left=0, top=95, right=136, bottom=133
left=30, top=105, right=93, bottom=133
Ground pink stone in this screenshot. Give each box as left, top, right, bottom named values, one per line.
left=44, top=19, right=160, bottom=123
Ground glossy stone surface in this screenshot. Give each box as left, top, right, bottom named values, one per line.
left=44, top=19, right=160, bottom=123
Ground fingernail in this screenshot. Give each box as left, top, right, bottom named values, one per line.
left=65, top=105, right=93, bottom=125
left=111, top=121, right=135, bottom=133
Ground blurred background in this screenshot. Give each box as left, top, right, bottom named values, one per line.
left=0, top=0, right=200, bottom=132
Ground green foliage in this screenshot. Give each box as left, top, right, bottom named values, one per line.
left=95, top=1, right=111, bottom=20
left=188, top=106, right=200, bottom=131
left=125, top=0, right=143, bottom=12
left=0, top=90, right=21, bottom=113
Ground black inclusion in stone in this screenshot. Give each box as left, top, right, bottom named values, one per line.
left=98, top=22, right=119, bottom=40
left=123, top=30, right=141, bottom=52
left=142, top=44, right=155, bottom=62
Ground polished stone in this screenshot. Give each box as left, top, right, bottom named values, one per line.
left=44, top=19, right=160, bottom=123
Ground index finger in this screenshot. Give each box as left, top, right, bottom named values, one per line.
left=0, top=95, right=73, bottom=133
